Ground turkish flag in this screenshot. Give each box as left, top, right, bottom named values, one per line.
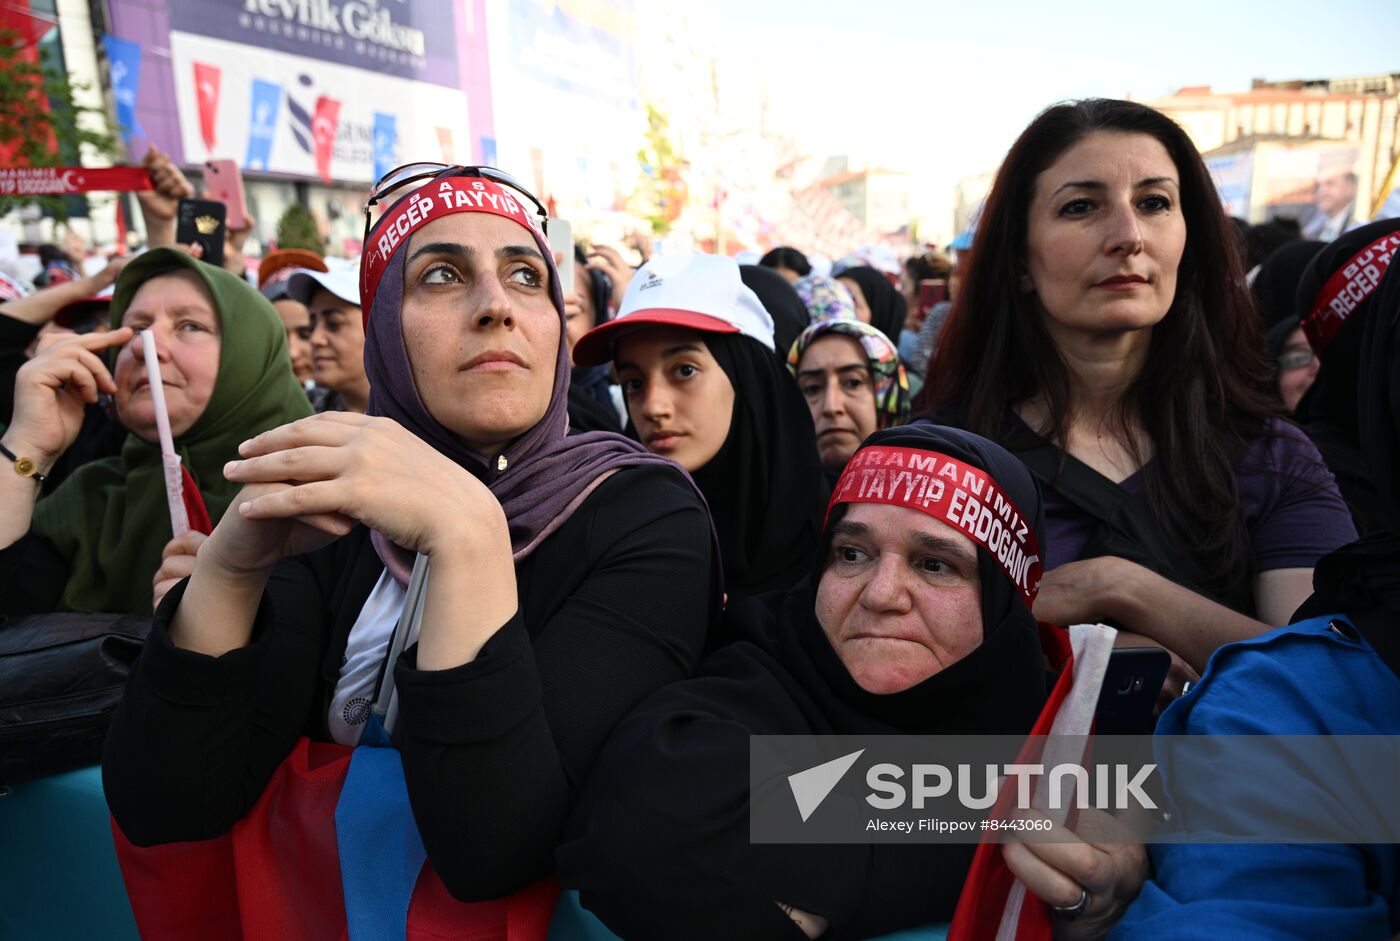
left=193, top=62, right=221, bottom=153
left=948, top=623, right=1115, bottom=941
left=112, top=737, right=560, bottom=939
left=313, top=96, right=341, bottom=184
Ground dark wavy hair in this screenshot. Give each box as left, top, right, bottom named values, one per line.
left=914, top=98, right=1276, bottom=602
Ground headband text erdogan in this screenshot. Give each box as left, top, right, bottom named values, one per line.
left=831, top=447, right=1042, bottom=605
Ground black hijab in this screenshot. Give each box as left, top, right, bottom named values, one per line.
left=1294, top=245, right=1400, bottom=683
left=838, top=266, right=907, bottom=346
left=568, top=265, right=622, bottom=434
left=740, top=263, right=808, bottom=357
left=1251, top=239, right=1323, bottom=329
left=1294, top=219, right=1400, bottom=535
left=761, top=423, right=1049, bottom=737
left=694, top=332, right=829, bottom=600
left=559, top=424, right=1049, bottom=940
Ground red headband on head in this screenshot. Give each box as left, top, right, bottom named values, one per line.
left=360, top=176, right=545, bottom=321
left=1303, top=230, right=1400, bottom=354
left=826, top=446, right=1043, bottom=607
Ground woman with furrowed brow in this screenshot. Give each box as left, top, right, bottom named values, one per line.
left=102, top=167, right=721, bottom=912
left=559, top=423, right=1146, bottom=940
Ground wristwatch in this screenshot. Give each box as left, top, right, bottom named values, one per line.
left=0, top=441, right=46, bottom=484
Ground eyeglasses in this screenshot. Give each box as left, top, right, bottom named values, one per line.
left=361, top=163, right=548, bottom=247
left=1277, top=348, right=1316, bottom=371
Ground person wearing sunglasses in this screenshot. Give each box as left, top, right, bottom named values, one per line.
left=104, top=165, right=721, bottom=910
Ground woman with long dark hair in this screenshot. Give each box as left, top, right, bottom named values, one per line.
left=915, top=99, right=1354, bottom=676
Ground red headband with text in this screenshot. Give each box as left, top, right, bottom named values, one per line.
left=1303, top=230, right=1400, bottom=353
left=360, top=177, right=544, bottom=319
left=826, top=446, right=1043, bottom=607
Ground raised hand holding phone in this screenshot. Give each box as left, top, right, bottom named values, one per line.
left=175, top=198, right=227, bottom=267
left=203, top=159, right=249, bottom=231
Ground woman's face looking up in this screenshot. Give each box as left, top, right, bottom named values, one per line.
left=400, top=211, right=561, bottom=454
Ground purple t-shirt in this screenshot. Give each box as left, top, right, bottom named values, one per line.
left=1041, top=418, right=1357, bottom=574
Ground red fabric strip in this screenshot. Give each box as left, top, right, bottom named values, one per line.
left=0, top=166, right=152, bottom=195
left=827, top=446, right=1043, bottom=607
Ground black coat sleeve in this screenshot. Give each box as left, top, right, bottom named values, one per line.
left=393, top=465, right=718, bottom=900
left=0, top=531, right=70, bottom=616
left=102, top=556, right=332, bottom=844
left=557, top=643, right=969, bottom=940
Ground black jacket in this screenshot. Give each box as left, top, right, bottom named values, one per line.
left=103, top=462, right=720, bottom=901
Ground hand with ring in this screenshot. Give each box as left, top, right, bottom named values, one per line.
left=1002, top=807, right=1148, bottom=940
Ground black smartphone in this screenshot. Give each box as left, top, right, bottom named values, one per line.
left=1095, top=647, right=1171, bottom=735
left=175, top=198, right=226, bottom=268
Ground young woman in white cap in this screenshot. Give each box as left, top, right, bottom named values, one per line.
left=285, top=262, right=371, bottom=413
left=574, top=253, right=830, bottom=600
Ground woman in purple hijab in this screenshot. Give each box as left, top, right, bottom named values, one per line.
left=104, top=167, right=722, bottom=902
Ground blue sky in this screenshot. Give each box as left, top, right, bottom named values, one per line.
left=708, top=0, right=1399, bottom=201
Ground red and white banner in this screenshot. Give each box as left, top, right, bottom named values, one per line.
left=313, top=96, right=342, bottom=184
left=0, top=166, right=151, bottom=195
left=828, top=446, right=1043, bottom=607
left=193, top=61, right=221, bottom=153
left=362, top=176, right=542, bottom=318
left=1304, top=230, right=1400, bottom=353
left=950, top=623, right=1116, bottom=941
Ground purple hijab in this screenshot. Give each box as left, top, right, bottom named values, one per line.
left=362, top=207, right=689, bottom=585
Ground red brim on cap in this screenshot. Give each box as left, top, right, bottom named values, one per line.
left=572, top=309, right=741, bottom=366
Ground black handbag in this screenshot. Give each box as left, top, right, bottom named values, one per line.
left=0, top=611, right=150, bottom=783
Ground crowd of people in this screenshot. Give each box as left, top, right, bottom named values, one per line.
left=2, top=96, right=1398, bottom=940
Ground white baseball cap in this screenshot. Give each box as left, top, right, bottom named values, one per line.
left=572, top=253, right=774, bottom=366
left=285, top=258, right=362, bottom=309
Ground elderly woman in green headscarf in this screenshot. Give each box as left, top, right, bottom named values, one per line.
left=0, top=249, right=312, bottom=615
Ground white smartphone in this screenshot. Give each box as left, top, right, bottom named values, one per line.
left=547, top=217, right=574, bottom=294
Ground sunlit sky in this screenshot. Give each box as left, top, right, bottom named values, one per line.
left=710, top=0, right=1400, bottom=218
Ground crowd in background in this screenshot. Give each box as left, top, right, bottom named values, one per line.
left=1, top=97, right=1398, bottom=941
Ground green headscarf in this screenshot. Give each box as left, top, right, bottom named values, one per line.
left=31, top=249, right=313, bottom=614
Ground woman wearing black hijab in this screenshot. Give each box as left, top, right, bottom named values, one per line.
left=559, top=423, right=1145, bottom=940
left=1114, top=253, right=1400, bottom=940
left=574, top=252, right=829, bottom=601
left=1293, top=217, right=1400, bottom=535
left=741, top=263, right=809, bottom=356
left=565, top=250, right=622, bottom=434
left=837, top=265, right=907, bottom=346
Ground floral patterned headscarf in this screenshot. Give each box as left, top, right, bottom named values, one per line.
left=787, top=318, right=911, bottom=429
left=793, top=274, right=856, bottom=323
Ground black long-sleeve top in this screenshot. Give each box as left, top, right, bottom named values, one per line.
left=102, top=463, right=720, bottom=901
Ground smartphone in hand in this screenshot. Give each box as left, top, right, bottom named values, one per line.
left=1094, top=646, right=1171, bottom=735
left=203, top=159, right=248, bottom=231
left=175, top=198, right=227, bottom=268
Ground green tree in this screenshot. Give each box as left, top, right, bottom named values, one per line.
left=633, top=103, right=687, bottom=237
left=275, top=203, right=323, bottom=252
left=0, top=27, right=118, bottom=221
